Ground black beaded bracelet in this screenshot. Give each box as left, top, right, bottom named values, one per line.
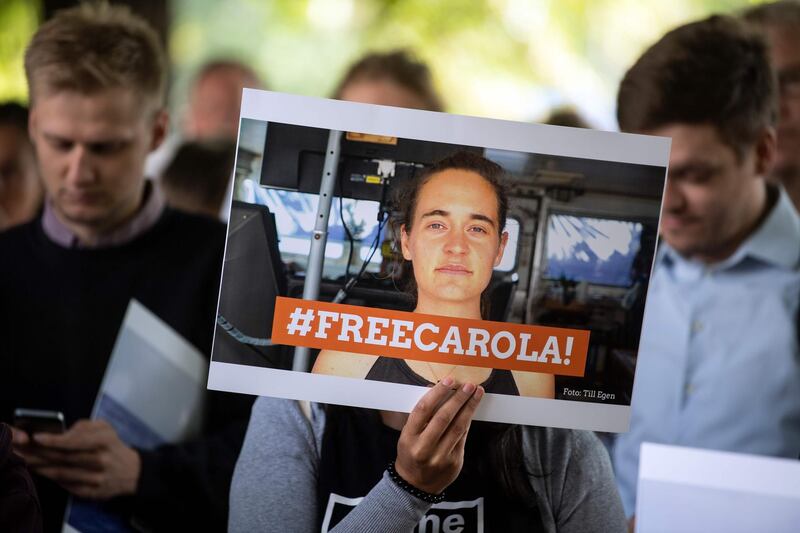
left=386, top=461, right=446, bottom=504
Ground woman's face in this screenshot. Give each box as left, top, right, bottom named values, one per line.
left=401, top=169, right=507, bottom=310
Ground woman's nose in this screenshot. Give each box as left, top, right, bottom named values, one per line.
left=444, top=230, right=468, bottom=254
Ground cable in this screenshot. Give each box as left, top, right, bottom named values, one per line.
left=216, top=314, right=289, bottom=367
left=338, top=171, right=356, bottom=282
left=217, top=315, right=272, bottom=346
left=332, top=211, right=388, bottom=303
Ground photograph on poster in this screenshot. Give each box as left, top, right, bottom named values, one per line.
left=208, top=89, right=669, bottom=431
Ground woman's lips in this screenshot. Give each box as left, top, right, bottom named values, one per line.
left=435, top=264, right=472, bottom=275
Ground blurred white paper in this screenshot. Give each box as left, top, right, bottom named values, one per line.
left=636, top=442, right=800, bottom=533
left=64, top=299, right=208, bottom=532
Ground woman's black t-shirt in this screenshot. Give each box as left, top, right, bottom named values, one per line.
left=365, top=356, right=520, bottom=396
left=317, top=406, right=542, bottom=532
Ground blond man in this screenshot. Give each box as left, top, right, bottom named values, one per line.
left=0, top=5, right=251, bottom=531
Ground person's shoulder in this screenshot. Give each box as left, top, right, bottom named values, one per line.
left=160, top=207, right=226, bottom=240
left=0, top=220, right=37, bottom=249
left=0, top=221, right=40, bottom=273
left=249, top=396, right=325, bottom=447
left=149, top=207, right=227, bottom=263
left=521, top=426, right=609, bottom=472
left=522, top=426, right=625, bottom=528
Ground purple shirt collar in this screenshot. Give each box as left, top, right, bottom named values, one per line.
left=42, top=180, right=166, bottom=249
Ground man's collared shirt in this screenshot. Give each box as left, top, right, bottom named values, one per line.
left=614, top=188, right=800, bottom=516
left=42, top=180, right=165, bottom=248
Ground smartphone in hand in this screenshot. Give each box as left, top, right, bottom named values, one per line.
left=13, top=408, right=66, bottom=437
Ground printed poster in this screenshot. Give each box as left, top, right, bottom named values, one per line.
left=208, top=89, right=669, bottom=431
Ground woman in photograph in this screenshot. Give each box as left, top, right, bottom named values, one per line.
left=312, top=151, right=555, bottom=398
left=228, top=151, right=625, bottom=531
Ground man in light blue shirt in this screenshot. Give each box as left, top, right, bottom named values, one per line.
left=613, top=15, right=800, bottom=520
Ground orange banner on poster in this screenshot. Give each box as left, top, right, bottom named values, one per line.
left=271, top=297, right=590, bottom=377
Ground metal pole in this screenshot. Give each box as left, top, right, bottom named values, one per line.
left=292, top=130, right=343, bottom=372
left=526, top=194, right=550, bottom=323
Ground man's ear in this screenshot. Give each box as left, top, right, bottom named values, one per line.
left=494, top=231, right=509, bottom=267
left=28, top=106, right=38, bottom=144
left=149, top=109, right=169, bottom=152
left=400, top=224, right=413, bottom=261
left=754, top=126, right=777, bottom=178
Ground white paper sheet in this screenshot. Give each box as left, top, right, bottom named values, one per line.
left=636, top=442, right=800, bottom=533
left=63, top=300, right=207, bottom=533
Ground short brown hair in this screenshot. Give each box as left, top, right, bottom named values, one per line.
left=25, top=2, right=166, bottom=106
left=617, top=15, right=776, bottom=157
left=742, top=0, right=800, bottom=31
left=162, top=139, right=235, bottom=216
left=333, top=50, right=444, bottom=112
left=191, top=59, right=263, bottom=91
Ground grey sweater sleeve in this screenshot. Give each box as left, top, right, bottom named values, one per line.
left=229, top=396, right=430, bottom=533
left=332, top=471, right=431, bottom=532
left=525, top=427, right=627, bottom=533
left=229, top=396, right=322, bottom=533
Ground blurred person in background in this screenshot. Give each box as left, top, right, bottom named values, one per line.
left=612, top=15, right=800, bottom=527
left=334, top=49, right=444, bottom=111
left=743, top=1, right=800, bottom=210
left=542, top=106, right=592, bottom=128
left=161, top=138, right=236, bottom=218
left=184, top=59, right=263, bottom=140
left=145, top=59, right=264, bottom=211
left=0, top=102, right=42, bottom=231
left=0, top=4, right=251, bottom=531
left=145, top=59, right=264, bottom=221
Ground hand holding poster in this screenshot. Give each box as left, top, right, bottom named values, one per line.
left=208, top=89, right=669, bottom=431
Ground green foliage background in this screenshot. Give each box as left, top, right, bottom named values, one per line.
left=0, top=0, right=767, bottom=127
left=0, top=0, right=39, bottom=104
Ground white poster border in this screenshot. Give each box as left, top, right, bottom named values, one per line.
left=240, top=89, right=670, bottom=167
left=209, top=361, right=630, bottom=432
left=210, top=89, right=669, bottom=433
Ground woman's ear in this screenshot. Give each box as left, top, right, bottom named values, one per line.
left=400, top=224, right=413, bottom=260
left=493, top=231, right=509, bottom=267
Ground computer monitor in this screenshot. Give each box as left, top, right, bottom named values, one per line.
left=545, top=214, right=643, bottom=287
left=213, top=201, right=288, bottom=368
left=256, top=188, right=387, bottom=280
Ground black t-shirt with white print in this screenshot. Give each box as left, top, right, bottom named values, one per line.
left=317, top=406, right=542, bottom=532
